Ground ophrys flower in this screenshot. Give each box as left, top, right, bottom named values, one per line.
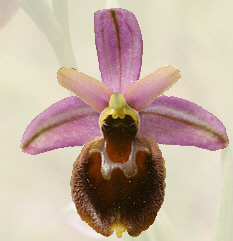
left=21, top=8, right=228, bottom=238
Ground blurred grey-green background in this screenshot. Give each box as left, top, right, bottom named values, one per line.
left=1, top=1, right=232, bottom=241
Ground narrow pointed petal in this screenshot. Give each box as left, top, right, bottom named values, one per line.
left=57, top=67, right=113, bottom=112
left=124, top=66, right=181, bottom=111
left=94, top=9, right=143, bottom=93
left=21, top=96, right=101, bottom=155
left=138, top=95, right=228, bottom=151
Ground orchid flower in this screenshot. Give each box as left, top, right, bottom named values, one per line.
left=21, top=8, right=228, bottom=238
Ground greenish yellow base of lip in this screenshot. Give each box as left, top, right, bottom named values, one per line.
left=110, top=223, right=127, bottom=238
left=99, top=93, right=139, bottom=127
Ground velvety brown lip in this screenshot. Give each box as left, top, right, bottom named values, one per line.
left=71, top=135, right=166, bottom=237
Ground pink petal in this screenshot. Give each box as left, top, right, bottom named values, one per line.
left=138, top=95, right=228, bottom=151
left=124, top=66, right=181, bottom=111
left=21, top=96, right=101, bottom=155
left=94, top=9, right=143, bottom=93
left=57, top=68, right=113, bottom=112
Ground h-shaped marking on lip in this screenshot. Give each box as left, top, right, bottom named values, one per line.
left=100, top=140, right=138, bottom=180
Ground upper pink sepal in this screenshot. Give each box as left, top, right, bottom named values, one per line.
left=94, top=8, right=143, bottom=93
left=57, top=67, right=114, bottom=112
left=138, top=95, right=228, bottom=151
left=21, top=96, right=101, bottom=155
left=125, top=66, right=181, bottom=111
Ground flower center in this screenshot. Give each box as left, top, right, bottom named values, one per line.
left=99, top=93, right=139, bottom=128
left=98, top=93, right=140, bottom=179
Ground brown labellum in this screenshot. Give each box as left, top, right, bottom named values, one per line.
left=71, top=115, right=166, bottom=237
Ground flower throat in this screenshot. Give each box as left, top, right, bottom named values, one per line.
left=102, top=115, right=138, bottom=163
